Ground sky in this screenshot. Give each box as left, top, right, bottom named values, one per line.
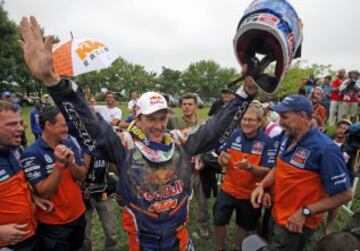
left=5, top=0, right=360, bottom=75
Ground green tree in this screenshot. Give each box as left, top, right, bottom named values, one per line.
left=181, top=60, right=239, bottom=100
left=156, top=67, right=182, bottom=94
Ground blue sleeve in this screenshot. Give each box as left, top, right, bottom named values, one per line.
left=260, top=138, right=276, bottom=168
left=47, top=79, right=126, bottom=165
left=20, top=150, right=47, bottom=185
left=65, top=139, right=84, bottom=166
left=184, top=92, right=254, bottom=156
left=320, top=144, right=352, bottom=195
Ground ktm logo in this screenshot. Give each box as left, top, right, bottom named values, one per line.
left=76, top=40, right=105, bottom=60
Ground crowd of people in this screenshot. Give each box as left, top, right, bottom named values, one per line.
left=0, top=16, right=359, bottom=251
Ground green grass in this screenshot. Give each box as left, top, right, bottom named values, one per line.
left=21, top=104, right=360, bottom=250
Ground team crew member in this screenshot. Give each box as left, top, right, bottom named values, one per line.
left=0, top=100, right=52, bottom=250
left=81, top=150, right=119, bottom=251
left=18, top=16, right=258, bottom=250
left=251, top=95, right=353, bottom=251
left=168, top=93, right=210, bottom=239
left=20, top=106, right=87, bottom=251
left=215, top=102, right=276, bottom=251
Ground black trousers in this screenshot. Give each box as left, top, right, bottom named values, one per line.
left=38, top=214, right=86, bottom=251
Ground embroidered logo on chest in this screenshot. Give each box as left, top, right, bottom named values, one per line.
left=290, top=147, right=310, bottom=168
left=251, top=141, right=265, bottom=155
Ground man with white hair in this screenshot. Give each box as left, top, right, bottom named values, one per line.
left=18, top=16, right=258, bottom=250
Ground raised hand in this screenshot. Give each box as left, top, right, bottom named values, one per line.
left=54, top=144, right=72, bottom=165
left=18, top=16, right=60, bottom=86
left=241, top=64, right=258, bottom=96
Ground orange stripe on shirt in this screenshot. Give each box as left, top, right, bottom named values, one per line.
left=221, top=148, right=262, bottom=199
left=272, top=157, right=326, bottom=229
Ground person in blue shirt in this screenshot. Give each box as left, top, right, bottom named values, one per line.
left=30, top=99, right=42, bottom=140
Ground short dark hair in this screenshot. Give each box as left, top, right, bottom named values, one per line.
left=106, top=91, right=114, bottom=97
left=0, top=100, right=19, bottom=113
left=39, top=106, right=61, bottom=130
left=324, top=75, right=332, bottom=81
left=180, top=93, right=197, bottom=105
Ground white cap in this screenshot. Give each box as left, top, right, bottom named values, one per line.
left=135, top=92, right=172, bottom=116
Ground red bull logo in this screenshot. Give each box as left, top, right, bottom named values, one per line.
left=149, top=95, right=164, bottom=105
left=137, top=179, right=184, bottom=202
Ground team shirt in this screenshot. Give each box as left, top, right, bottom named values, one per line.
left=273, top=127, right=352, bottom=229
left=20, top=138, right=85, bottom=225
left=218, top=128, right=276, bottom=199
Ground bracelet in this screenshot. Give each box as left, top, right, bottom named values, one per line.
left=54, top=163, right=65, bottom=170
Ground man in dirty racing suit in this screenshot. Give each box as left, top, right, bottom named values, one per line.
left=18, top=16, right=257, bottom=251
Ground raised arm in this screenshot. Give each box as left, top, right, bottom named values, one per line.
left=18, top=16, right=125, bottom=164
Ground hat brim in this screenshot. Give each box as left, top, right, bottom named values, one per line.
left=270, top=103, right=291, bottom=113
left=221, top=89, right=234, bottom=94
left=139, top=106, right=173, bottom=116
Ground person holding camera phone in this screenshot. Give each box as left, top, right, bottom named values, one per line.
left=20, top=106, right=88, bottom=251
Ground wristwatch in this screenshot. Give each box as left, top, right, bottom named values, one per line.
left=246, top=163, right=253, bottom=171
left=302, top=206, right=312, bottom=217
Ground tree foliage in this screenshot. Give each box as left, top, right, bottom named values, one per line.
left=0, top=1, right=339, bottom=101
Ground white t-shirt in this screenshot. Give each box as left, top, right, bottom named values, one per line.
left=264, top=122, right=283, bottom=138
left=128, top=99, right=137, bottom=112
left=94, top=105, right=122, bottom=125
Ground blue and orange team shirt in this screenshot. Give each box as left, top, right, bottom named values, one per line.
left=0, top=148, right=23, bottom=182
left=273, top=127, right=352, bottom=229
left=218, top=128, right=276, bottom=199
left=20, top=137, right=85, bottom=225
left=0, top=147, right=37, bottom=246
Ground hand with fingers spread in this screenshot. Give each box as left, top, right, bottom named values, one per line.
left=287, top=209, right=306, bottom=233
left=234, top=155, right=249, bottom=170
left=54, top=144, right=73, bottom=166
left=0, top=223, right=30, bottom=245
left=251, top=183, right=264, bottom=209
left=18, top=16, right=60, bottom=86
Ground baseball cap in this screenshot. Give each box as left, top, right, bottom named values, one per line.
left=271, top=94, right=313, bottom=117
left=221, top=88, right=235, bottom=94
left=337, top=119, right=352, bottom=127
left=135, top=91, right=173, bottom=116
left=2, top=91, right=11, bottom=98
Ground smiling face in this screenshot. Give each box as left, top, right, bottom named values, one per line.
left=106, top=92, right=116, bottom=108
left=279, top=111, right=308, bottom=137
left=240, top=109, right=262, bottom=138
left=136, top=109, right=169, bottom=143
left=0, top=110, right=24, bottom=147
left=45, top=113, right=69, bottom=142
